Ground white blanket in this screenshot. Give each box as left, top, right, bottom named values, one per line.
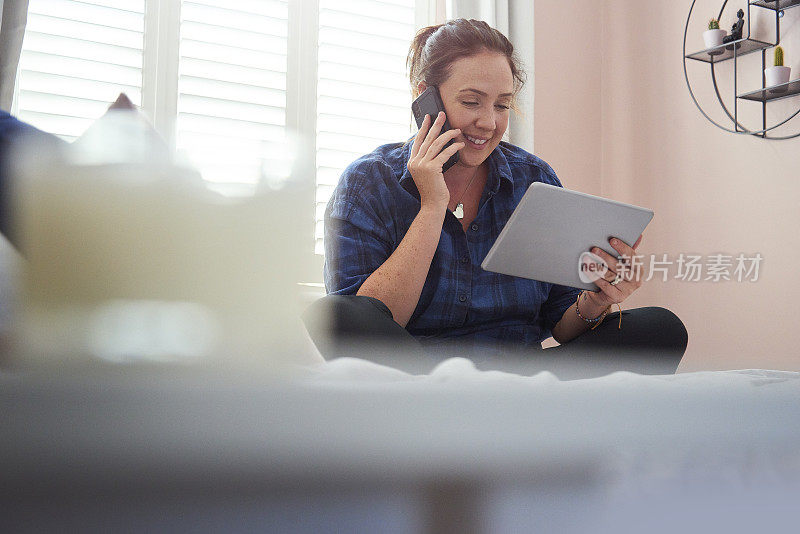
left=303, top=355, right=800, bottom=390
left=295, top=358, right=800, bottom=533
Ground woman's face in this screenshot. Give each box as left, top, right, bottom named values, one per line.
left=428, top=51, right=515, bottom=169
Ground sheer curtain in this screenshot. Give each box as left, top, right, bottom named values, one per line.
left=446, top=0, right=534, bottom=152
left=0, top=1, right=29, bottom=336
left=0, top=0, right=29, bottom=111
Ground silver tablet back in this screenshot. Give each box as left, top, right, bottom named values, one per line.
left=481, top=182, right=654, bottom=290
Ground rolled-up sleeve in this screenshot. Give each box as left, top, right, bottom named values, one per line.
left=323, top=196, right=395, bottom=295
left=539, top=283, right=583, bottom=336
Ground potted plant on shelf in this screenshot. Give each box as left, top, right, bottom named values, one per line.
left=765, top=46, right=791, bottom=92
left=704, top=18, right=726, bottom=51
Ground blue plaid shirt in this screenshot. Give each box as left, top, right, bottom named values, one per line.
left=323, top=140, right=582, bottom=356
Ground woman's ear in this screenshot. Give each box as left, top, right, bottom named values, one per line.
left=417, top=81, right=427, bottom=95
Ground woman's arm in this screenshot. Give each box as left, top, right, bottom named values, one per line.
left=551, top=294, right=608, bottom=344
left=552, top=235, right=644, bottom=344
left=357, top=112, right=463, bottom=327
left=356, top=203, right=446, bottom=327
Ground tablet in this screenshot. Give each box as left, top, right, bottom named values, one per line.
left=481, top=182, right=654, bottom=290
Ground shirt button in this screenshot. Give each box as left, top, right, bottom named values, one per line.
left=470, top=223, right=478, bottom=232
left=458, top=294, right=467, bottom=303
left=461, top=254, right=469, bottom=264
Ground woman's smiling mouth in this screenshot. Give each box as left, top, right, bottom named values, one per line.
left=464, top=134, right=489, bottom=148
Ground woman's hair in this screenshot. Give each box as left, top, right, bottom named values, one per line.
left=406, top=19, right=525, bottom=102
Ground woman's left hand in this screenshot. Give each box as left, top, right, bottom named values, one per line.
left=585, top=234, right=644, bottom=308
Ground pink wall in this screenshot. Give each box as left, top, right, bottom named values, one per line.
left=534, top=0, right=800, bottom=371
left=533, top=0, right=603, bottom=197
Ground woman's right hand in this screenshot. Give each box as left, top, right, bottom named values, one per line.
left=407, top=112, right=464, bottom=210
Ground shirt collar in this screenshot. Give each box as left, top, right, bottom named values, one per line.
left=398, top=137, right=515, bottom=198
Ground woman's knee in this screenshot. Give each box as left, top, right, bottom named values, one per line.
left=303, top=294, right=393, bottom=333
left=614, top=306, right=688, bottom=374
left=568, top=306, right=687, bottom=375
left=632, top=306, right=688, bottom=353
left=304, top=293, right=422, bottom=343
left=302, top=294, right=424, bottom=363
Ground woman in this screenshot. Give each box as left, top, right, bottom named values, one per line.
left=305, top=19, right=686, bottom=377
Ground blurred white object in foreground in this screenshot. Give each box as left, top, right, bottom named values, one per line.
left=10, top=111, right=318, bottom=370
left=1, top=362, right=799, bottom=532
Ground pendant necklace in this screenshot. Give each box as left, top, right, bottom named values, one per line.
left=451, top=165, right=481, bottom=219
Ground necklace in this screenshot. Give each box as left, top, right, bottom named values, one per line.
left=451, top=165, right=481, bottom=219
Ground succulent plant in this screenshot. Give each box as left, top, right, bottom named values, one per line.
left=774, top=46, right=784, bottom=67
left=708, top=18, right=720, bottom=30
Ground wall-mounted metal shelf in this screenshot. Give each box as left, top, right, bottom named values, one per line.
left=685, top=38, right=773, bottom=63
left=683, top=0, right=800, bottom=139
left=739, top=79, right=800, bottom=102
left=751, top=0, right=800, bottom=11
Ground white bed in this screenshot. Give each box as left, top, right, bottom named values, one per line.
left=1, top=358, right=798, bottom=533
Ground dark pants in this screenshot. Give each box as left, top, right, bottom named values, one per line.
left=302, top=295, right=688, bottom=379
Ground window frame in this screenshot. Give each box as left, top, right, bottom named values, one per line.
left=142, top=0, right=180, bottom=148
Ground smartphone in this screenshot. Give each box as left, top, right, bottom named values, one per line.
left=411, top=86, right=460, bottom=172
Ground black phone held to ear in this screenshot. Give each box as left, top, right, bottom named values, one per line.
left=411, top=87, right=460, bottom=173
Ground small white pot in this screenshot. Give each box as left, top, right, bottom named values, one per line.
left=703, top=29, right=726, bottom=50
left=765, top=65, right=791, bottom=90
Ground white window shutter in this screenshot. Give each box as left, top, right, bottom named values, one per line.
left=315, top=0, right=416, bottom=254
left=175, top=0, right=289, bottom=192
left=15, top=0, right=146, bottom=141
